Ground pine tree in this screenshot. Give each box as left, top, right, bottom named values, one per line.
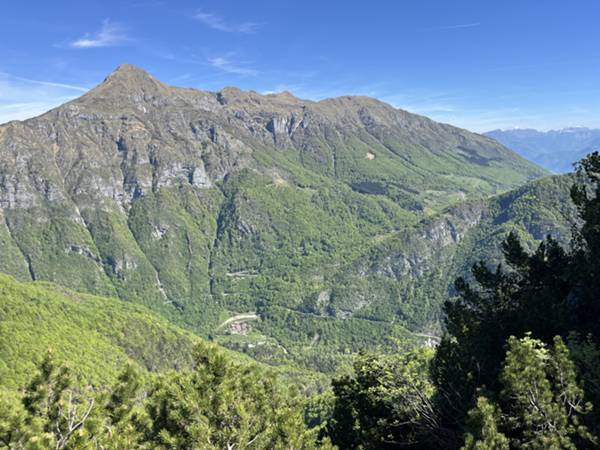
left=141, top=341, right=327, bottom=449
left=433, top=152, right=600, bottom=446
left=500, top=335, right=594, bottom=449
left=462, top=396, right=509, bottom=450
left=0, top=351, right=96, bottom=449
left=329, top=348, right=436, bottom=449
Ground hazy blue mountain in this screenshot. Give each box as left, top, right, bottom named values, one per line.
left=484, top=127, right=600, bottom=173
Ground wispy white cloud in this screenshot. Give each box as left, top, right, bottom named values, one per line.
left=193, top=10, right=260, bottom=34
left=0, top=73, right=87, bottom=124
left=3, top=74, right=88, bottom=92
left=71, top=20, right=128, bottom=48
left=208, top=56, right=258, bottom=76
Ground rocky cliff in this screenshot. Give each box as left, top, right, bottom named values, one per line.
left=0, top=64, right=555, bottom=371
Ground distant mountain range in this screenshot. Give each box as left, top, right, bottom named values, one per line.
left=485, top=127, right=600, bottom=173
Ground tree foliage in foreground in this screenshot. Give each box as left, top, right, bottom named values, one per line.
left=0, top=343, right=334, bottom=450
left=463, top=335, right=594, bottom=449
left=429, top=152, right=600, bottom=448
left=328, top=348, right=436, bottom=449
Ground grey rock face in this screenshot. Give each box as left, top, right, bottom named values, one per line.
left=0, top=64, right=552, bottom=345
left=0, top=64, right=545, bottom=215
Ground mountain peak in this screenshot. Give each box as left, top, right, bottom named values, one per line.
left=102, top=63, right=157, bottom=84
left=113, top=63, right=146, bottom=73
left=81, top=64, right=167, bottom=103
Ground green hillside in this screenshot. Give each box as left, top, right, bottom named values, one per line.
left=327, top=174, right=577, bottom=334
left=0, top=273, right=333, bottom=449
left=0, top=65, right=551, bottom=373
left=0, top=273, right=201, bottom=389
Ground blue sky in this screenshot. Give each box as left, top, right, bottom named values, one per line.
left=2, top=0, right=600, bottom=132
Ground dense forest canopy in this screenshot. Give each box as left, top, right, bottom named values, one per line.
left=0, top=343, right=334, bottom=449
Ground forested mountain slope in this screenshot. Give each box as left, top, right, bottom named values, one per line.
left=0, top=272, right=331, bottom=449
left=0, top=64, right=549, bottom=370
left=323, top=154, right=600, bottom=449
left=0, top=273, right=199, bottom=389
left=328, top=174, right=577, bottom=336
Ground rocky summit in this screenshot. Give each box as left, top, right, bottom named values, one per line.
left=0, top=64, right=555, bottom=371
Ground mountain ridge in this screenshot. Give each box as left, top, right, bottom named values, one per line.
left=0, top=64, right=551, bottom=371
left=1, top=64, right=546, bottom=206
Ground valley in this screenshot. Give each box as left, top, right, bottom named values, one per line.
left=0, top=65, right=567, bottom=374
